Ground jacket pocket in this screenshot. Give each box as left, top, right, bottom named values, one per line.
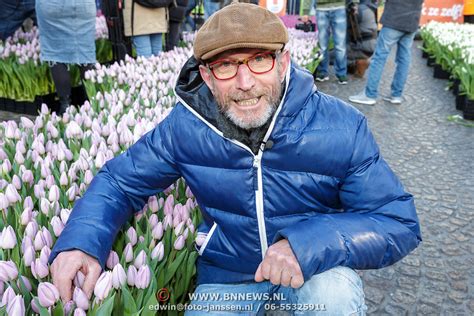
left=198, top=222, right=217, bottom=256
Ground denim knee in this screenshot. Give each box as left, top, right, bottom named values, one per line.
left=295, top=266, right=367, bottom=315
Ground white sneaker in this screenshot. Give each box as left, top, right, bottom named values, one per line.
left=349, top=92, right=376, bottom=105
left=383, top=96, right=403, bottom=104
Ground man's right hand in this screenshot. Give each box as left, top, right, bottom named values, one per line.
left=50, top=250, right=102, bottom=302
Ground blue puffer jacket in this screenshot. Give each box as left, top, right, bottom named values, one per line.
left=50, top=58, right=421, bottom=285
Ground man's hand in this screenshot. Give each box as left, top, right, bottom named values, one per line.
left=50, top=250, right=102, bottom=302
left=254, top=239, right=304, bottom=288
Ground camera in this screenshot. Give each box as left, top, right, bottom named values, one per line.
left=296, top=16, right=316, bottom=32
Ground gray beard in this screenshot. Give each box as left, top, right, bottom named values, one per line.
left=223, top=100, right=278, bottom=130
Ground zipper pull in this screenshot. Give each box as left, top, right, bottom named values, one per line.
left=252, top=157, right=260, bottom=190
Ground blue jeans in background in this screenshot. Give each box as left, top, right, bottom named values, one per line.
left=204, top=0, right=221, bottom=20
left=0, top=0, right=36, bottom=40
left=132, top=33, right=163, bottom=57
left=185, top=266, right=367, bottom=315
left=316, top=8, right=347, bottom=78
left=365, top=26, right=416, bottom=98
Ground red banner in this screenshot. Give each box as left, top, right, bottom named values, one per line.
left=419, top=0, right=464, bottom=25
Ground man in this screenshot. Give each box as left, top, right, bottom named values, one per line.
left=0, top=0, right=36, bottom=40
left=313, top=0, right=359, bottom=84
left=50, top=2, right=421, bottom=314
left=349, top=0, right=424, bottom=105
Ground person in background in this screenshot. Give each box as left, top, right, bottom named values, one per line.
left=0, top=0, right=36, bottom=40
left=123, top=0, right=168, bottom=57
left=166, top=0, right=190, bottom=51
left=313, top=0, right=359, bottom=84
left=349, top=0, right=423, bottom=105
left=347, top=1, right=377, bottom=77
left=50, top=2, right=421, bottom=314
left=182, top=0, right=197, bottom=32
left=203, top=0, right=223, bottom=19
left=35, top=0, right=96, bottom=115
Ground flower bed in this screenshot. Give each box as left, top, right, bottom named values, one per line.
left=0, top=29, right=320, bottom=315
left=0, top=16, right=112, bottom=102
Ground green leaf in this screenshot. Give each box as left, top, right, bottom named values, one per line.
left=52, top=301, right=65, bottom=316
left=164, top=250, right=187, bottom=286
left=34, top=297, right=51, bottom=316
left=121, top=286, right=138, bottom=316
left=140, top=289, right=159, bottom=316
left=96, top=292, right=116, bottom=316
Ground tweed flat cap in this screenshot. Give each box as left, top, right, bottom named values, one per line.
left=193, top=2, right=289, bottom=61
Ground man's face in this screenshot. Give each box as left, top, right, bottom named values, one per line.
left=199, top=48, right=290, bottom=130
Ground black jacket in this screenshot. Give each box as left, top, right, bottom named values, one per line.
left=380, top=0, right=424, bottom=33
left=169, top=0, right=189, bottom=23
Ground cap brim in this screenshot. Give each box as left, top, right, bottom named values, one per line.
left=198, top=42, right=285, bottom=61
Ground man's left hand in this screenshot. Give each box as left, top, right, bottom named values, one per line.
left=254, top=239, right=304, bottom=288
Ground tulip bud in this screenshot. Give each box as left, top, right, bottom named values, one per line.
left=73, top=287, right=89, bottom=310
left=21, top=170, right=34, bottom=186
left=23, top=196, right=34, bottom=212
left=41, top=228, right=53, bottom=248
left=25, top=221, right=38, bottom=239
left=31, top=258, right=49, bottom=279
left=149, top=214, right=159, bottom=227
left=0, top=261, right=18, bottom=282
left=74, top=271, right=85, bottom=288
left=127, top=265, right=137, bottom=287
left=40, top=198, right=50, bottom=216
left=12, top=175, right=22, bottom=190
left=37, top=282, right=59, bottom=307
left=185, top=187, right=194, bottom=198
left=163, top=214, right=173, bottom=231
left=174, top=235, right=185, bottom=251
left=174, top=222, right=185, bottom=237
left=1, top=286, right=15, bottom=307
left=135, top=265, right=151, bottom=289
left=51, top=216, right=64, bottom=237
left=133, top=250, right=147, bottom=269
left=152, top=222, right=163, bottom=240
left=148, top=196, right=159, bottom=213
left=195, top=233, right=207, bottom=247
left=5, top=184, right=21, bottom=204
left=126, top=227, right=137, bottom=246
left=94, top=272, right=112, bottom=301
left=20, top=208, right=32, bottom=226
left=84, top=170, right=94, bottom=185
left=151, top=242, right=164, bottom=261
left=123, top=243, right=133, bottom=263
left=59, top=172, right=69, bottom=186
left=112, top=264, right=126, bottom=289
left=40, top=246, right=51, bottom=266
left=23, top=246, right=35, bottom=267
left=66, top=186, right=76, bottom=202
left=60, top=208, right=72, bottom=225
left=6, top=295, right=25, bottom=316
left=106, top=251, right=119, bottom=270
left=0, top=193, right=8, bottom=210
left=17, top=276, right=32, bottom=292
left=74, top=308, right=87, bottom=316
left=48, top=185, right=60, bottom=202
left=1, top=226, right=17, bottom=249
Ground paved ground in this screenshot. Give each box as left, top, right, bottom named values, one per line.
left=1, top=42, right=473, bottom=315
left=315, top=42, right=473, bottom=315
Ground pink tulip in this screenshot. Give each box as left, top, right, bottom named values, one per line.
left=152, top=222, right=163, bottom=240
left=37, top=282, right=59, bottom=307
left=127, top=265, right=137, bottom=287
left=123, top=243, right=134, bottom=263
left=20, top=208, right=32, bottom=226
left=148, top=196, right=159, bottom=213
left=5, top=184, right=21, bottom=204
left=174, top=235, right=185, bottom=251
left=74, top=271, right=85, bottom=288
left=21, top=117, right=34, bottom=129
left=135, top=265, right=151, bottom=289
left=51, top=216, right=64, bottom=237
left=195, top=234, right=207, bottom=247
left=6, top=295, right=25, bottom=316
left=84, top=170, right=94, bottom=185
left=0, top=261, right=18, bottom=282
left=34, top=231, right=46, bottom=250
left=106, top=251, right=119, bottom=269
left=40, top=246, right=51, bottom=266
left=42, top=228, right=53, bottom=248
left=2, top=159, right=12, bottom=174
left=163, top=214, right=173, bottom=231
left=21, top=170, right=34, bottom=186
left=40, top=198, right=50, bottom=215
left=133, top=250, right=147, bottom=269
left=1, top=286, right=15, bottom=307
left=112, top=264, right=126, bottom=289
left=23, top=246, right=35, bottom=267
left=31, top=258, right=49, bottom=279
left=126, top=227, right=137, bottom=246
left=174, top=222, right=184, bottom=236
left=48, top=185, right=60, bottom=202
left=172, top=214, right=182, bottom=229
left=1, top=226, right=17, bottom=249
left=0, top=193, right=8, bottom=210
left=66, top=186, right=76, bottom=202
left=185, top=187, right=194, bottom=198
left=25, top=221, right=38, bottom=239
left=163, top=195, right=174, bottom=215
left=23, top=196, right=34, bottom=212
left=59, top=172, right=69, bottom=186
left=73, top=287, right=89, bottom=310
left=148, top=214, right=158, bottom=227
left=94, top=272, right=112, bottom=300
left=151, top=241, right=164, bottom=261
left=17, top=276, right=32, bottom=292
left=12, top=175, right=22, bottom=190
left=74, top=308, right=87, bottom=316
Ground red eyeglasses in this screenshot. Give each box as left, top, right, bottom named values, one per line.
left=207, top=51, right=277, bottom=80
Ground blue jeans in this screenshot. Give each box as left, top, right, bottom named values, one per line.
left=204, top=0, right=220, bottom=20
left=185, top=266, right=367, bottom=315
left=365, top=26, right=416, bottom=98
left=316, top=9, right=347, bottom=77
left=0, top=0, right=35, bottom=40
left=132, top=33, right=163, bottom=57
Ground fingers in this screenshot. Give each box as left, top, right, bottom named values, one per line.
left=81, top=257, right=102, bottom=299
left=254, top=264, right=264, bottom=282
left=51, top=251, right=83, bottom=302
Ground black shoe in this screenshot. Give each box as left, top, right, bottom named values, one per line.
left=57, top=96, right=70, bottom=115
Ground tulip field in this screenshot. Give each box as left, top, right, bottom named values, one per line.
left=0, top=23, right=320, bottom=315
